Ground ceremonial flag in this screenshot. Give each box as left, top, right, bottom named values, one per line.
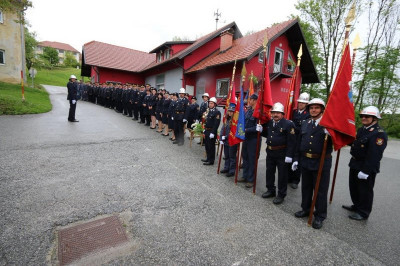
left=320, top=44, right=356, bottom=150
left=229, top=81, right=237, bottom=105
left=253, top=61, right=273, bottom=124
left=229, top=85, right=245, bottom=146
left=284, top=65, right=298, bottom=120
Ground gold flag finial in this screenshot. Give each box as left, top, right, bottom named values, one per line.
left=352, top=33, right=361, bottom=50
left=297, top=44, right=303, bottom=59
left=241, top=62, right=247, bottom=78
left=345, top=1, right=356, bottom=26
left=263, top=33, right=269, bottom=51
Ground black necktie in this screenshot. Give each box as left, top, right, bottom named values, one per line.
left=312, top=120, right=316, bottom=128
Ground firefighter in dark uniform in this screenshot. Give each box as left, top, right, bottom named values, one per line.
left=202, top=97, right=221, bottom=165
left=143, top=88, right=151, bottom=126
left=161, top=92, right=171, bottom=136
left=174, top=88, right=189, bottom=146
left=67, top=75, right=79, bottom=122
left=261, top=102, right=296, bottom=204
left=293, top=98, right=333, bottom=229
left=138, top=85, right=146, bottom=123
left=132, top=85, right=140, bottom=120
left=168, top=93, right=178, bottom=141
left=238, top=94, right=262, bottom=188
left=198, top=93, right=210, bottom=145
left=185, top=96, right=199, bottom=129
left=342, top=106, right=387, bottom=221
left=288, top=92, right=311, bottom=189
left=219, top=103, right=237, bottom=176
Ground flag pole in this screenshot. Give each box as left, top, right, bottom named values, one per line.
left=285, top=44, right=303, bottom=119
left=217, top=143, right=224, bottom=174
left=252, top=34, right=268, bottom=194
left=307, top=134, right=329, bottom=226
left=328, top=4, right=357, bottom=203
left=234, top=143, right=241, bottom=184
left=329, top=33, right=360, bottom=203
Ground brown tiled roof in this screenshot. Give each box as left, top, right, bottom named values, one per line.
left=142, top=22, right=242, bottom=72
left=83, top=41, right=155, bottom=72
left=186, top=19, right=297, bottom=73
left=38, top=41, right=80, bottom=53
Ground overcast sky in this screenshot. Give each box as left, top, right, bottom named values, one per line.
left=25, top=0, right=299, bottom=53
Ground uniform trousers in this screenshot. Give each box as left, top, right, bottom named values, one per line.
left=68, top=100, right=77, bottom=121
left=174, top=119, right=185, bottom=144
left=301, top=165, right=331, bottom=221
left=139, top=106, right=145, bottom=122
left=223, top=144, right=238, bottom=174
left=241, top=137, right=261, bottom=182
left=349, top=168, right=376, bottom=218
left=266, top=151, right=288, bottom=198
left=204, top=131, right=216, bottom=163
left=133, top=104, right=139, bottom=119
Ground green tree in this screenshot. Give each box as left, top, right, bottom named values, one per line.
left=0, top=0, right=32, bottom=12
left=24, top=26, right=37, bottom=70
left=42, top=47, right=59, bottom=67
left=63, top=52, right=79, bottom=68
left=295, top=0, right=359, bottom=98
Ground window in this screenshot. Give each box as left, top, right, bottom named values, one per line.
left=156, top=74, right=164, bottom=90
left=287, top=54, right=295, bottom=72
left=0, top=10, right=3, bottom=24
left=258, top=46, right=269, bottom=63
left=157, top=52, right=162, bottom=62
left=0, top=50, right=5, bottom=64
left=273, top=48, right=284, bottom=73
left=216, top=78, right=230, bottom=98
left=164, top=49, right=170, bottom=60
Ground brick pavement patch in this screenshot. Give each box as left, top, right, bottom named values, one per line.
left=58, top=215, right=128, bottom=265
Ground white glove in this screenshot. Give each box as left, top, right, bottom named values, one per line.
left=183, top=119, right=187, bottom=123
left=220, top=141, right=224, bottom=145
left=209, top=133, right=215, bottom=139
left=358, top=171, right=369, bottom=180
left=285, top=157, right=293, bottom=163
left=291, top=161, right=298, bottom=171
left=256, top=124, right=263, bottom=132
left=72, top=100, right=76, bottom=104
left=221, top=136, right=226, bottom=140
left=195, top=120, right=199, bottom=123
left=171, top=117, right=174, bottom=120
left=323, top=128, right=331, bottom=136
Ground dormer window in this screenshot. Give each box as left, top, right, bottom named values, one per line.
left=157, top=52, right=162, bottom=62
left=287, top=54, right=295, bottom=72
left=164, top=49, right=170, bottom=60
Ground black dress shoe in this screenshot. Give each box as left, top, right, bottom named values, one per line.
left=294, top=210, right=309, bottom=218
left=203, top=162, right=214, bottom=165
left=312, top=219, right=323, bottom=229
left=273, top=196, right=284, bottom=205
left=68, top=119, right=79, bottom=122
left=290, top=183, right=298, bottom=189
left=220, top=169, right=228, bottom=174
left=226, top=173, right=234, bottom=177
left=262, top=191, right=276, bottom=198
left=177, top=143, right=184, bottom=146
left=349, top=213, right=367, bottom=221
left=342, top=205, right=356, bottom=212
left=201, top=159, right=208, bottom=162
left=173, top=141, right=179, bottom=144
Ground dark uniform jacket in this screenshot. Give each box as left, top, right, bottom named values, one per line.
left=349, top=123, right=387, bottom=174
left=185, top=102, right=199, bottom=121
left=156, top=98, right=164, bottom=113
left=174, top=97, right=189, bottom=120
left=67, top=81, right=78, bottom=100
left=292, top=109, right=310, bottom=133
left=263, top=118, right=296, bottom=158
left=168, top=100, right=177, bottom=119
left=244, top=107, right=258, bottom=139
left=204, top=107, right=221, bottom=136
left=220, top=116, right=232, bottom=144
left=162, top=98, right=171, bottom=116
left=199, top=101, right=208, bottom=120
left=143, top=94, right=151, bottom=115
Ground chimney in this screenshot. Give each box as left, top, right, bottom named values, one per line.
left=220, top=30, right=233, bottom=52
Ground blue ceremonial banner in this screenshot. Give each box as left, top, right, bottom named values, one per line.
left=235, top=85, right=246, bottom=141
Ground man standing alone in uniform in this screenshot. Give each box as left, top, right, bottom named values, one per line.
left=202, top=97, right=221, bottom=165
left=343, top=106, right=387, bottom=221
left=67, top=75, right=79, bottom=122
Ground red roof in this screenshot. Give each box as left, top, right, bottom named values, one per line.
left=186, top=19, right=296, bottom=73
left=38, top=41, right=80, bottom=53
left=83, top=41, right=155, bottom=72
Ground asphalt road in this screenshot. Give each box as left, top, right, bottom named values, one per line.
left=0, top=85, right=399, bottom=265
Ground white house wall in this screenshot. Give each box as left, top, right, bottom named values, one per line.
left=145, top=67, right=183, bottom=93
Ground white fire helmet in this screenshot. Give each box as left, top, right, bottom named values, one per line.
left=360, top=106, right=381, bottom=119
left=271, top=102, right=285, bottom=113
left=179, top=88, right=186, bottom=94
left=209, top=97, right=217, bottom=104
left=202, top=93, right=210, bottom=98
left=308, top=98, right=325, bottom=108
left=70, top=75, right=77, bottom=79
left=297, top=92, right=310, bottom=103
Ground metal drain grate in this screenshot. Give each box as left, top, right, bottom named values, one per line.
left=58, top=215, right=128, bottom=265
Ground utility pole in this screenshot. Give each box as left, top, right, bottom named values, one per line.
left=214, top=9, right=221, bottom=30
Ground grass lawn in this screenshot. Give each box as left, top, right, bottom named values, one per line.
left=32, top=67, right=84, bottom=87
left=0, top=82, right=52, bottom=115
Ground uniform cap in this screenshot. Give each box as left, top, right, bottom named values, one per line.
left=308, top=98, right=325, bottom=108
left=179, top=88, right=186, bottom=94
left=228, top=103, right=236, bottom=112
left=70, top=75, right=77, bottom=79
left=209, top=97, right=217, bottom=104
left=192, top=96, right=197, bottom=100
left=271, top=102, right=285, bottom=113
left=297, top=92, right=310, bottom=103
left=360, top=106, right=381, bottom=119
left=250, top=93, right=258, bottom=100
left=202, top=93, right=210, bottom=98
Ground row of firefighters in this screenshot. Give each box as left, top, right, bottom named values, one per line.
left=77, top=81, right=387, bottom=230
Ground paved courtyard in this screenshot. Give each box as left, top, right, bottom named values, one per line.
left=0, top=85, right=399, bottom=265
